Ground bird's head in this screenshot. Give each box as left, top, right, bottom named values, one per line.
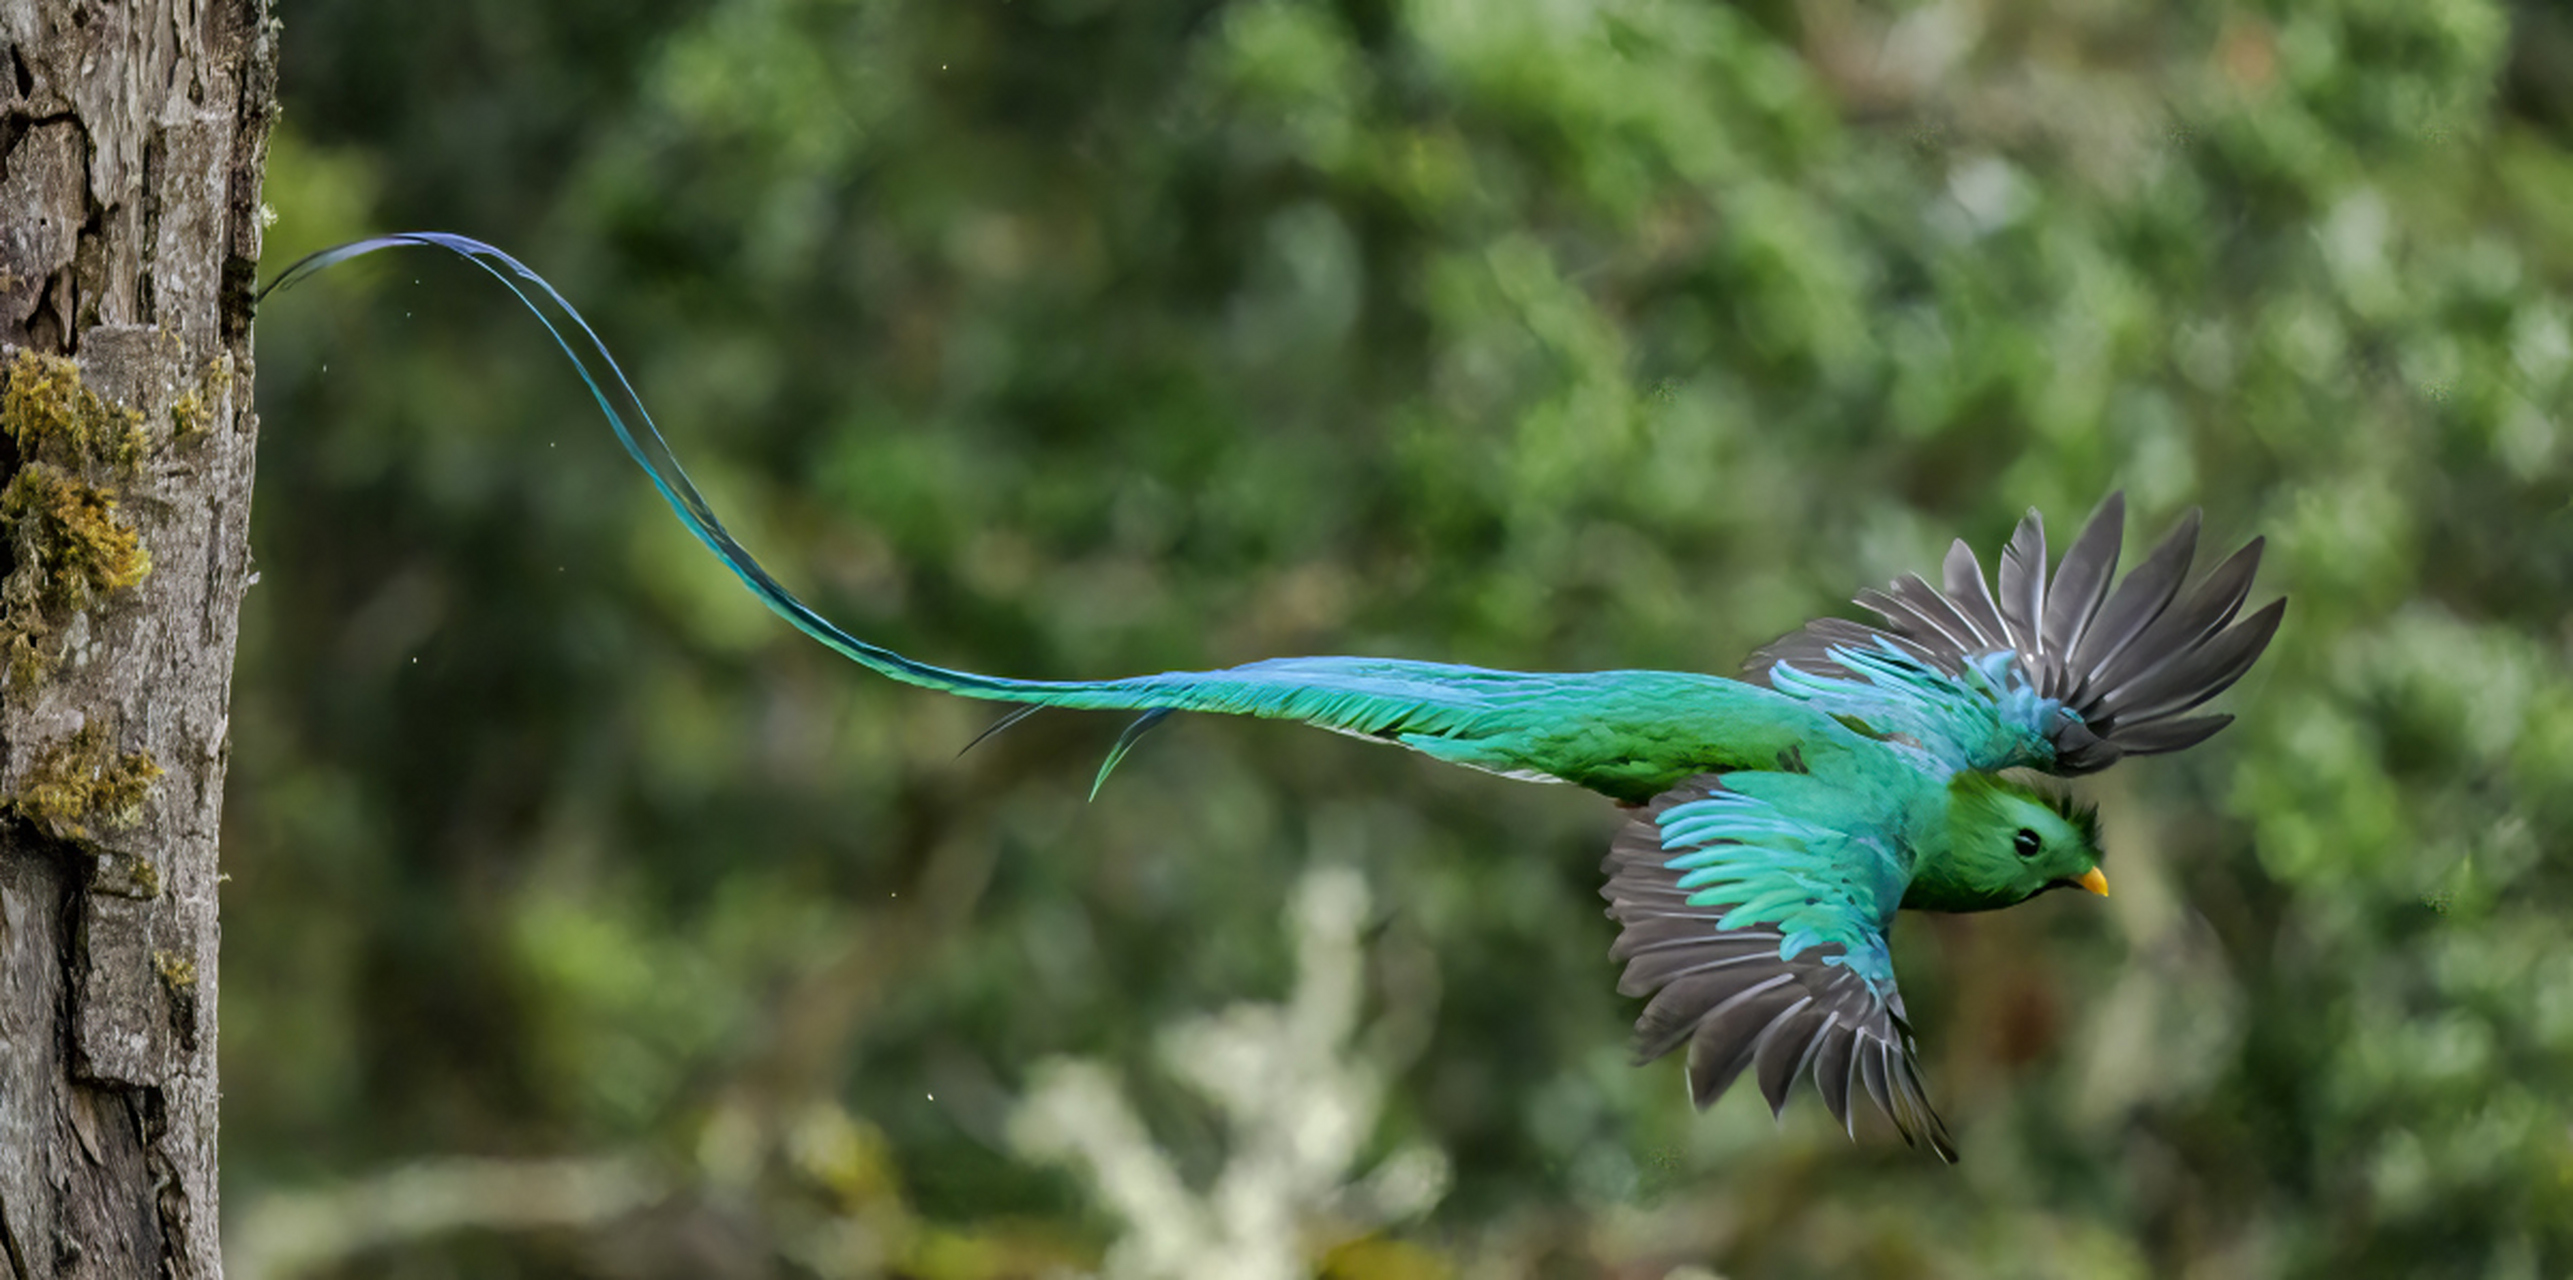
left=1915, top=773, right=2108, bottom=911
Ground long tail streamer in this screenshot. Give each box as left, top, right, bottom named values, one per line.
left=259, top=233, right=1059, bottom=703
left=257, top=235, right=1584, bottom=794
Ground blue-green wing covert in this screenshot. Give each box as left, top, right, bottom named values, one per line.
left=1761, top=640, right=2062, bottom=778
left=1602, top=774, right=1955, bottom=1161
left=1747, top=495, right=2283, bottom=777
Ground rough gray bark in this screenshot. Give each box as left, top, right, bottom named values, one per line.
left=0, top=0, right=276, bottom=1276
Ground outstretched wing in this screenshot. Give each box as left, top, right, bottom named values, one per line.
left=1746, top=493, right=2284, bottom=775
left=1601, top=774, right=1955, bottom=1161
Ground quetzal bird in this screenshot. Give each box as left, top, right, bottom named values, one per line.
left=266, top=234, right=2285, bottom=1162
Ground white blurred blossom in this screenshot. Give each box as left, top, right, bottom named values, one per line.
left=1009, top=866, right=1448, bottom=1280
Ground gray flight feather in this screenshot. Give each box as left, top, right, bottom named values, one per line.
left=1746, top=493, right=2282, bottom=777
left=1602, top=778, right=1957, bottom=1162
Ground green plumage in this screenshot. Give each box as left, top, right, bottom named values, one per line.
left=953, top=659, right=1862, bottom=803
left=262, top=233, right=2285, bottom=1165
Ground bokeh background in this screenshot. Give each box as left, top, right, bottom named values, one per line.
left=229, top=0, right=2573, bottom=1276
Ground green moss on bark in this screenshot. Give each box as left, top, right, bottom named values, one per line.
left=0, top=349, right=155, bottom=684
left=12, top=719, right=161, bottom=841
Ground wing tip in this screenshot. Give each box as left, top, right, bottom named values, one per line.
left=1759, top=496, right=2280, bottom=773
left=1605, top=779, right=1952, bottom=1161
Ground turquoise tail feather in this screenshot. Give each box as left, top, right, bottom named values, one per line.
left=958, top=705, right=1046, bottom=759
left=1093, top=710, right=1173, bottom=799
left=257, top=234, right=1821, bottom=800
left=259, top=233, right=1045, bottom=705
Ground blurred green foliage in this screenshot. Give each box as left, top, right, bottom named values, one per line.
left=230, top=0, right=2573, bottom=1275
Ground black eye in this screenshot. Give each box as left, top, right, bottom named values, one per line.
left=2013, top=827, right=2042, bottom=858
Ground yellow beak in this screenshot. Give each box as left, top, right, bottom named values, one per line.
left=2076, top=866, right=2111, bottom=898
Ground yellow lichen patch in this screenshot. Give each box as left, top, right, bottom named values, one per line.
left=0, top=464, right=152, bottom=684
left=169, top=388, right=208, bottom=438
left=13, top=720, right=161, bottom=841
left=2, top=465, right=151, bottom=602
left=0, top=350, right=156, bottom=684
left=98, top=854, right=164, bottom=898
left=154, top=950, right=197, bottom=991
left=1, top=349, right=148, bottom=471
left=169, top=353, right=234, bottom=441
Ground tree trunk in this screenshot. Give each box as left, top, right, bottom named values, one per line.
left=0, top=0, right=275, bottom=1275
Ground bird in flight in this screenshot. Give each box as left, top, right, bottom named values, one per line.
left=264, top=234, right=2284, bottom=1162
